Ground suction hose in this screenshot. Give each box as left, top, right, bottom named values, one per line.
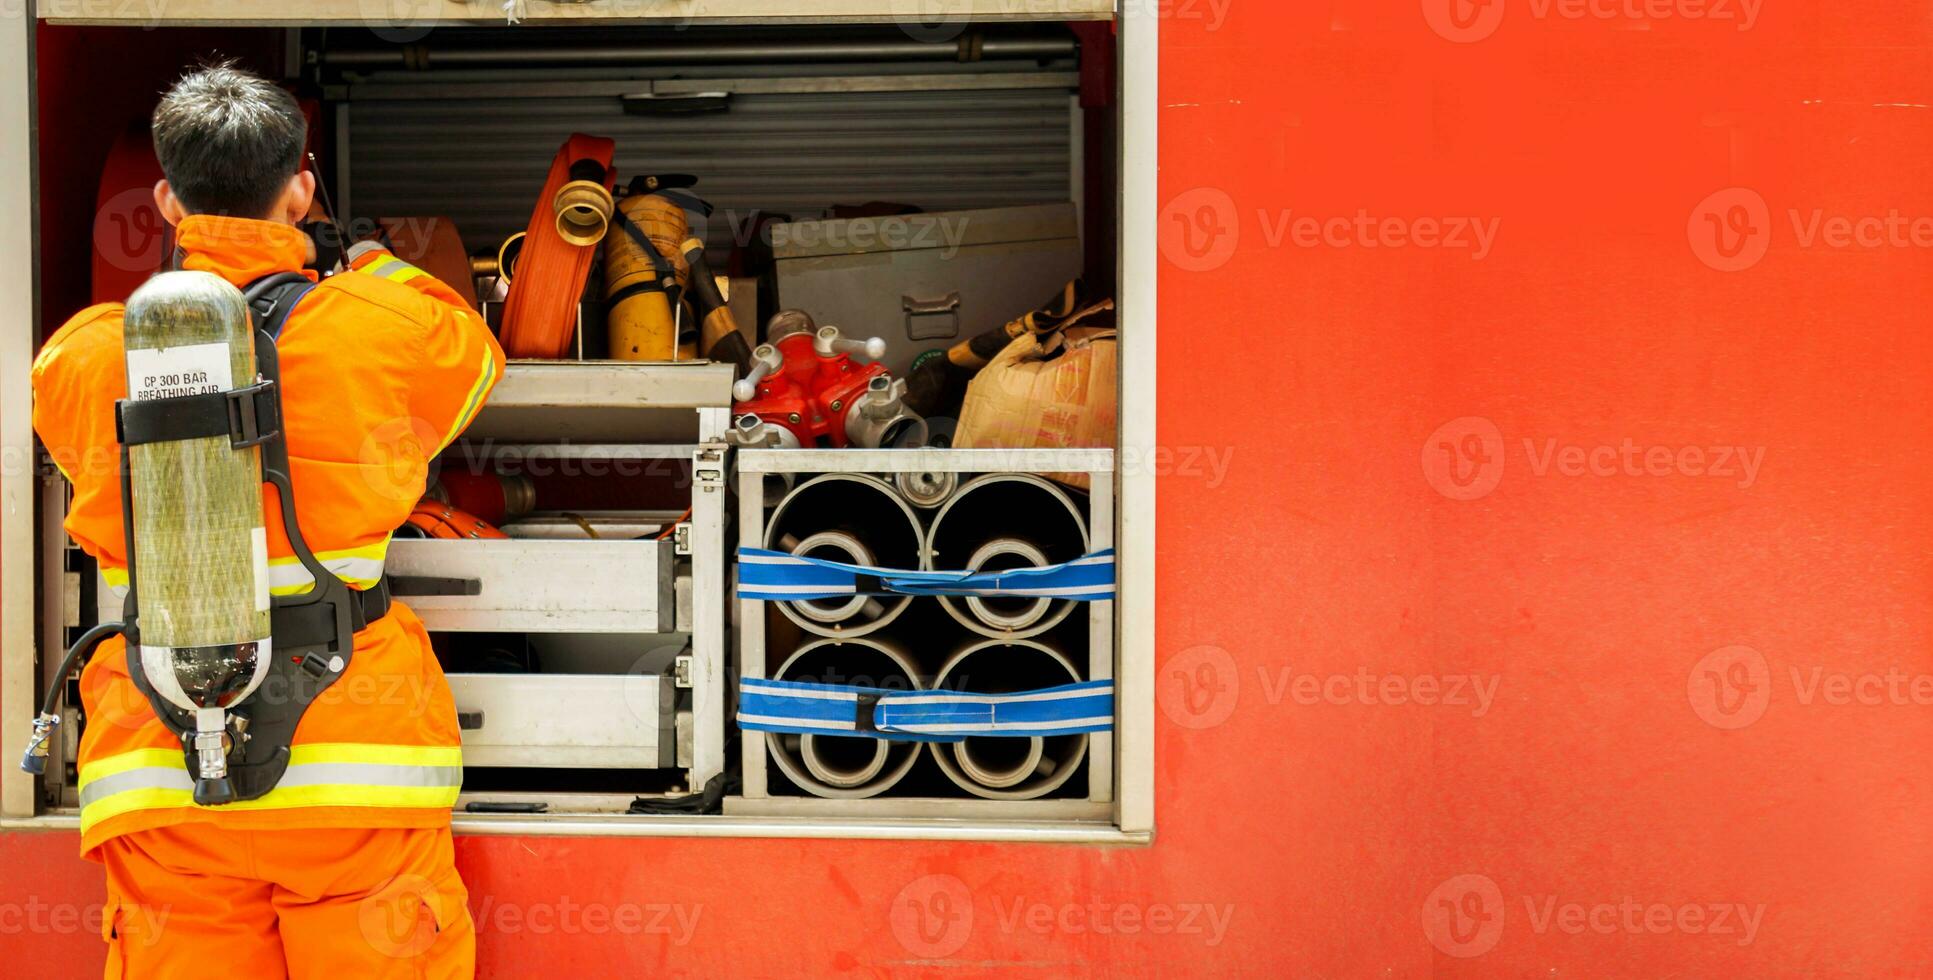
left=767, top=638, right=924, bottom=798
left=926, top=639, right=1089, bottom=799
left=764, top=474, right=922, bottom=638
left=925, top=473, right=1089, bottom=639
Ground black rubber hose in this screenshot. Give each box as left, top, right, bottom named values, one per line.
left=37, top=622, right=125, bottom=717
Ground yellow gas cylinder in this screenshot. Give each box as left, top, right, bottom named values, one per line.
left=602, top=189, right=689, bottom=361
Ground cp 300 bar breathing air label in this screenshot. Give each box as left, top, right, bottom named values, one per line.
left=126, top=342, right=233, bottom=401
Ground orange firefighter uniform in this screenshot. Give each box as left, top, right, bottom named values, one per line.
left=31, top=214, right=504, bottom=978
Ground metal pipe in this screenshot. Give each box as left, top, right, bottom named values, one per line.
left=764, top=474, right=921, bottom=638
left=925, top=474, right=1088, bottom=640
left=927, top=639, right=1087, bottom=800
left=768, top=638, right=923, bottom=799
left=321, top=37, right=1077, bottom=69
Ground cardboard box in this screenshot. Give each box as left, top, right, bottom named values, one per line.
left=954, top=327, right=1117, bottom=491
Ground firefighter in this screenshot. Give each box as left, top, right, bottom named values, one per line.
left=31, top=63, right=501, bottom=978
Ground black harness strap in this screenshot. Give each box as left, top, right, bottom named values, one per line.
left=116, top=270, right=386, bottom=805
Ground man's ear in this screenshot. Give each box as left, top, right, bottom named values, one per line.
left=277, top=170, right=316, bottom=225
left=152, top=180, right=188, bottom=227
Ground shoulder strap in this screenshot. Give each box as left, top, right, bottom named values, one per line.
left=241, top=271, right=318, bottom=340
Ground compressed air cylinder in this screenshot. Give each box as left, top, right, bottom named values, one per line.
left=603, top=192, right=688, bottom=361
left=122, top=271, right=272, bottom=714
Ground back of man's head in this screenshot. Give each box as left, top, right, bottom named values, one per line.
left=151, top=62, right=305, bottom=219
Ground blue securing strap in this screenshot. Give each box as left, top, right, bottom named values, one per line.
left=736, top=547, right=1115, bottom=602
left=738, top=677, right=1115, bottom=741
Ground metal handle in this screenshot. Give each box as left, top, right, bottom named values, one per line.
left=901, top=291, right=962, bottom=341
left=387, top=575, right=483, bottom=597
left=812, top=325, right=887, bottom=361
left=733, top=344, right=783, bottom=402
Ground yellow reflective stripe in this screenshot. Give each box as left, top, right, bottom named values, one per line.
left=79, top=742, right=460, bottom=788
left=437, top=345, right=497, bottom=451
left=78, top=747, right=184, bottom=787
left=365, top=255, right=428, bottom=283
left=106, top=537, right=389, bottom=597
left=78, top=742, right=463, bottom=834
left=291, top=743, right=464, bottom=767
left=81, top=785, right=462, bottom=833
left=266, top=537, right=391, bottom=595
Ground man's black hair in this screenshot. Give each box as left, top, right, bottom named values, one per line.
left=150, top=61, right=305, bottom=219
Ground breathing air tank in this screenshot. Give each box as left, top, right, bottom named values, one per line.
left=122, top=270, right=273, bottom=805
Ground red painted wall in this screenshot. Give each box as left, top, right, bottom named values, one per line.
left=8, top=4, right=1933, bottom=977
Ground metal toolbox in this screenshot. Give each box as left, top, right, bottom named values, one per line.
left=769, top=204, right=1083, bottom=378
left=447, top=673, right=677, bottom=769
left=388, top=538, right=676, bottom=634
left=413, top=361, right=734, bottom=787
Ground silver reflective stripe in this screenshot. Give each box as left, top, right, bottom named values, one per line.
left=276, top=763, right=462, bottom=789
left=79, top=761, right=460, bottom=807
left=269, top=555, right=386, bottom=591
left=78, top=766, right=193, bottom=807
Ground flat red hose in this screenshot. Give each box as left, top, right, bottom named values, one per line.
left=500, top=133, right=615, bottom=358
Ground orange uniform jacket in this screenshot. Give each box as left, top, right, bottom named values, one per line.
left=32, top=215, right=504, bottom=857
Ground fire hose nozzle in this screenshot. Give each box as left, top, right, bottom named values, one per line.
left=553, top=162, right=614, bottom=247
left=733, top=344, right=783, bottom=402
left=814, top=325, right=887, bottom=362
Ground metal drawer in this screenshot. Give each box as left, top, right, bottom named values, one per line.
left=449, top=673, right=676, bottom=769
left=387, top=538, right=675, bottom=633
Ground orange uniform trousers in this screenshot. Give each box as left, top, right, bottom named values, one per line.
left=97, top=824, right=474, bottom=979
